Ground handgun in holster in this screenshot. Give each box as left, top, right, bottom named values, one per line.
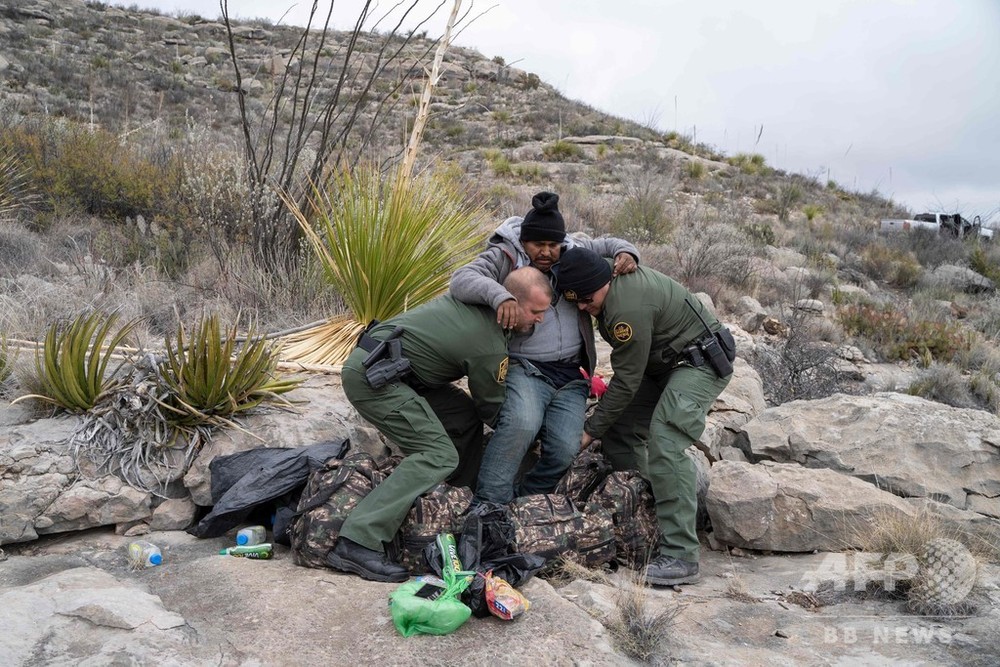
left=361, top=326, right=411, bottom=389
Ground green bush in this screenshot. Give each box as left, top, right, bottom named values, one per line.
left=727, top=153, right=768, bottom=175
left=860, top=244, right=922, bottom=288
left=1, top=121, right=183, bottom=221
left=970, top=244, right=1000, bottom=285
left=489, top=154, right=512, bottom=176
left=838, top=303, right=973, bottom=363
left=802, top=204, right=823, bottom=221
left=542, top=140, right=583, bottom=161
left=740, top=222, right=775, bottom=247
left=684, top=161, right=705, bottom=179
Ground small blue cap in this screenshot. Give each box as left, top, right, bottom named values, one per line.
left=237, top=533, right=248, bottom=545
left=149, top=552, right=162, bottom=566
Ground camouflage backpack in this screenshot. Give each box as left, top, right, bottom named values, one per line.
left=509, top=494, right=615, bottom=568
left=554, top=445, right=612, bottom=507
left=288, top=452, right=384, bottom=569
left=590, top=470, right=662, bottom=568
left=395, top=482, right=474, bottom=574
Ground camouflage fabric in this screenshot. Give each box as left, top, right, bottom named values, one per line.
left=590, top=470, right=662, bottom=568
left=553, top=446, right=612, bottom=507
left=288, top=453, right=384, bottom=569
left=395, top=482, right=474, bottom=574
left=573, top=501, right=616, bottom=568
left=509, top=494, right=614, bottom=568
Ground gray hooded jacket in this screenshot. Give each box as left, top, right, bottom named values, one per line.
left=448, top=216, right=639, bottom=375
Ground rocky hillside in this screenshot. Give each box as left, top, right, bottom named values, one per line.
left=2, top=2, right=1000, bottom=665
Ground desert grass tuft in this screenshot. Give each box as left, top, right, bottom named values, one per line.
left=608, top=568, right=680, bottom=665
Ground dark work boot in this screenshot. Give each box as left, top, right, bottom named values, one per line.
left=326, top=538, right=409, bottom=583
left=645, top=554, right=700, bottom=586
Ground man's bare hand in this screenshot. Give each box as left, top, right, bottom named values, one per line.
left=580, top=431, right=595, bottom=451
left=497, top=299, right=519, bottom=329
left=613, top=252, right=638, bottom=276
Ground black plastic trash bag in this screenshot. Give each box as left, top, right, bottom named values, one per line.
left=423, top=501, right=545, bottom=618
left=188, top=439, right=349, bottom=540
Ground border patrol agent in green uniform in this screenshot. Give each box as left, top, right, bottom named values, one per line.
left=327, top=267, right=553, bottom=582
left=556, top=247, right=735, bottom=586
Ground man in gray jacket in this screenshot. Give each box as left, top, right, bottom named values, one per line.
left=449, top=191, right=639, bottom=503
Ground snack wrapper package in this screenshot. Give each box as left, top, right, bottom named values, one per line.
left=390, top=533, right=475, bottom=637
left=484, top=570, right=530, bottom=620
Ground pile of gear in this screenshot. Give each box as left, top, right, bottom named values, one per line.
left=189, top=439, right=663, bottom=613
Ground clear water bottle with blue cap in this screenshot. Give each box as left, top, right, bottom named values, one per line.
left=236, top=525, right=267, bottom=546
left=127, top=540, right=162, bottom=568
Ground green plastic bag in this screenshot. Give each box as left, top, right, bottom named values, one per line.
left=390, top=533, right=475, bottom=637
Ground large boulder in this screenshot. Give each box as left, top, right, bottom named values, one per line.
left=736, top=392, right=1000, bottom=516
left=699, top=357, right=767, bottom=460
left=706, top=460, right=915, bottom=552
left=0, top=415, right=152, bottom=546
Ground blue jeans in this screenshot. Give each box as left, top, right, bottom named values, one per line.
left=476, top=360, right=589, bottom=503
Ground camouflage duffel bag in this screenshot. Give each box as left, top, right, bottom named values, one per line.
left=573, top=501, right=616, bottom=568
left=288, top=452, right=384, bottom=569
left=395, top=482, right=474, bottom=574
left=554, top=445, right=612, bottom=508
left=590, top=470, right=661, bottom=568
left=509, top=494, right=615, bottom=568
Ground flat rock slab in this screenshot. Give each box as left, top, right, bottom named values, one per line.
left=3, top=529, right=997, bottom=666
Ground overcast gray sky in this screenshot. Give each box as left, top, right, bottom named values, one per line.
left=119, top=1, right=1000, bottom=223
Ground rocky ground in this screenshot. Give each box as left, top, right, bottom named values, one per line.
left=1, top=527, right=997, bottom=666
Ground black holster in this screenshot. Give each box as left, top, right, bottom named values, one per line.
left=357, top=324, right=411, bottom=389
left=681, top=327, right=736, bottom=379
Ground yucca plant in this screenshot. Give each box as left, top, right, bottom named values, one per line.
left=279, top=165, right=486, bottom=365
left=0, top=145, right=31, bottom=219
left=16, top=311, right=138, bottom=413
left=161, top=313, right=301, bottom=426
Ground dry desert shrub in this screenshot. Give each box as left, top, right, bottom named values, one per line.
left=906, top=363, right=977, bottom=409
left=0, top=223, right=42, bottom=277
left=609, top=568, right=680, bottom=665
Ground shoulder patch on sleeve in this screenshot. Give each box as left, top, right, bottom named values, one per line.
left=612, top=322, right=633, bottom=343
left=497, top=356, right=509, bottom=382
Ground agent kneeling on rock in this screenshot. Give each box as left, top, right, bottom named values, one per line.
left=328, top=267, right=554, bottom=582
left=556, top=247, right=735, bottom=586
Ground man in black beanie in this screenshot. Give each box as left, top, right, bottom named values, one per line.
left=449, top=192, right=639, bottom=505
left=519, top=191, right=566, bottom=244
left=556, top=247, right=735, bottom=587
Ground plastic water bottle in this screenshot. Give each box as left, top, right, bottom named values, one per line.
left=236, top=525, right=267, bottom=546
left=220, top=543, right=273, bottom=560
left=127, top=540, right=162, bottom=568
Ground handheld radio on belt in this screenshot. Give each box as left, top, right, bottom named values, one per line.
left=683, top=299, right=736, bottom=378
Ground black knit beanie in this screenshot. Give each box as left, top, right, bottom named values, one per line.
left=557, top=247, right=612, bottom=299
left=520, top=191, right=566, bottom=243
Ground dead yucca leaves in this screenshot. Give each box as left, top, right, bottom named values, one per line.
left=162, top=314, right=301, bottom=426
left=15, top=311, right=138, bottom=413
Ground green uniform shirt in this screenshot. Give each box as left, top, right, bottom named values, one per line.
left=370, top=295, right=510, bottom=426
left=585, top=264, right=720, bottom=438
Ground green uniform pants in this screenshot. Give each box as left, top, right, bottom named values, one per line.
left=600, top=363, right=730, bottom=562
left=339, top=347, right=485, bottom=553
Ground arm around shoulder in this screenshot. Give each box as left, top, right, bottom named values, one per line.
left=449, top=248, right=517, bottom=310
